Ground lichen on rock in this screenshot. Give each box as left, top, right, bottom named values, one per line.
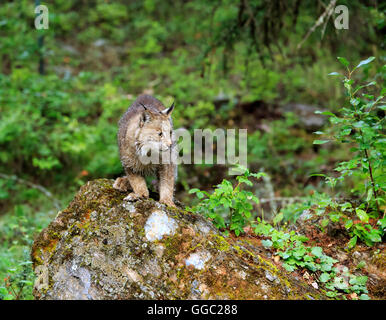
left=144, top=210, right=178, bottom=241
left=31, top=179, right=327, bottom=300
left=185, top=251, right=211, bottom=270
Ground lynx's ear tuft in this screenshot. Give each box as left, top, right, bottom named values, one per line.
left=162, top=102, right=175, bottom=116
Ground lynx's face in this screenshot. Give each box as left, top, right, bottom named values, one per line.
left=135, top=103, right=174, bottom=160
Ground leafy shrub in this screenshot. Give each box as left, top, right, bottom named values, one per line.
left=315, top=57, right=385, bottom=208
left=310, top=57, right=385, bottom=247
left=188, top=167, right=264, bottom=235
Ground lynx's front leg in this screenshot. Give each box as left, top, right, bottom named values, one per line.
left=159, top=164, right=176, bottom=207
left=125, top=173, right=149, bottom=201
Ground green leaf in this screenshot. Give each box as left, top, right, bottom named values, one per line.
left=310, top=173, right=326, bottom=177
left=356, top=209, right=369, bottom=223
left=328, top=72, right=340, bottom=76
left=196, top=191, right=204, bottom=199
left=326, top=291, right=338, bottom=298
left=337, top=57, right=350, bottom=68
left=344, top=219, right=354, bottom=230
left=340, top=202, right=352, bottom=211
left=348, top=236, right=357, bottom=249
left=189, top=188, right=200, bottom=194
left=354, top=57, right=375, bottom=70
left=261, top=239, right=273, bottom=248
left=350, top=276, right=368, bottom=286
left=365, top=81, right=376, bottom=87
left=368, top=231, right=381, bottom=243
left=311, top=246, right=323, bottom=258
left=350, top=98, right=360, bottom=106
left=313, top=140, right=329, bottom=145
left=333, top=277, right=349, bottom=290
left=359, top=294, right=370, bottom=300
left=320, top=273, right=331, bottom=283
left=321, top=218, right=329, bottom=228
left=315, top=110, right=336, bottom=117
left=377, top=217, right=386, bottom=230
left=293, top=247, right=307, bottom=259
left=366, top=188, right=373, bottom=202
left=282, top=263, right=296, bottom=272
left=353, top=121, right=366, bottom=129
left=344, top=219, right=353, bottom=229
left=305, top=262, right=317, bottom=272
left=341, top=128, right=352, bottom=136
left=295, top=235, right=309, bottom=242
left=250, top=172, right=267, bottom=179
left=273, top=212, right=283, bottom=225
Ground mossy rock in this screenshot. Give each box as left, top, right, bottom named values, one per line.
left=31, top=179, right=327, bottom=300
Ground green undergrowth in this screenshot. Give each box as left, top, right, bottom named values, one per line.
left=188, top=167, right=372, bottom=299
left=0, top=204, right=55, bottom=300
left=253, top=219, right=369, bottom=299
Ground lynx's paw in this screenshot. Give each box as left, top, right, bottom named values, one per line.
left=113, top=177, right=130, bottom=192
left=159, top=198, right=176, bottom=208
left=124, top=192, right=149, bottom=202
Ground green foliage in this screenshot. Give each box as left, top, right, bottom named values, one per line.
left=0, top=204, right=53, bottom=300
left=188, top=167, right=264, bottom=235
left=253, top=218, right=369, bottom=299
left=253, top=219, right=337, bottom=273
left=190, top=168, right=372, bottom=299
left=279, top=190, right=384, bottom=249
left=324, top=270, right=369, bottom=299
left=309, top=57, right=385, bottom=248
left=315, top=57, right=385, bottom=206
left=318, top=199, right=383, bottom=248
left=0, top=259, right=33, bottom=300
left=0, top=70, right=127, bottom=199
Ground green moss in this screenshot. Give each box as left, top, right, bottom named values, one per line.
left=211, top=234, right=230, bottom=252
left=233, top=245, right=244, bottom=255
left=163, top=234, right=183, bottom=259
left=176, top=267, right=184, bottom=279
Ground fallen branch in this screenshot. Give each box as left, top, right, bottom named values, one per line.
left=297, top=0, right=336, bottom=49
left=0, top=173, right=61, bottom=210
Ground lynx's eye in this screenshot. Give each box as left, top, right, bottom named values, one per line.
left=159, top=132, right=163, bottom=137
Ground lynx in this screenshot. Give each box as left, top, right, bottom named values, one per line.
left=113, top=94, right=177, bottom=207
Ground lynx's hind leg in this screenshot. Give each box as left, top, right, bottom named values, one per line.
left=113, top=176, right=132, bottom=192
left=125, top=173, right=149, bottom=200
